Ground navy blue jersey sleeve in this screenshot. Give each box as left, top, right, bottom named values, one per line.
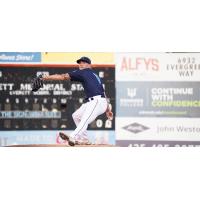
left=68, top=70, right=83, bottom=82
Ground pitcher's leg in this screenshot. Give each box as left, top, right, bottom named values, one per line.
left=72, top=105, right=86, bottom=126
left=59, top=103, right=86, bottom=143
left=59, top=98, right=107, bottom=146
left=72, top=103, right=88, bottom=139
left=70, top=99, right=100, bottom=139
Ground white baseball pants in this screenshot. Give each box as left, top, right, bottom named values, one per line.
left=70, top=95, right=108, bottom=139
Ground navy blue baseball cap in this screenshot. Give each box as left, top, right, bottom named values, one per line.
left=76, top=56, right=91, bottom=64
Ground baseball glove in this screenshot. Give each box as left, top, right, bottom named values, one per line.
left=31, top=74, right=44, bottom=92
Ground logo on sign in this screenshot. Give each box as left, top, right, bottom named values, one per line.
left=123, top=123, right=149, bottom=134
left=121, top=57, right=160, bottom=72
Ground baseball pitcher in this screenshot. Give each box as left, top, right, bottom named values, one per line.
left=31, top=56, right=113, bottom=146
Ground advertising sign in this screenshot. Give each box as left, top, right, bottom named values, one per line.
left=0, top=52, right=41, bottom=63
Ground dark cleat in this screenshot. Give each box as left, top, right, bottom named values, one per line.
left=59, top=132, right=69, bottom=141
left=59, top=132, right=75, bottom=146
